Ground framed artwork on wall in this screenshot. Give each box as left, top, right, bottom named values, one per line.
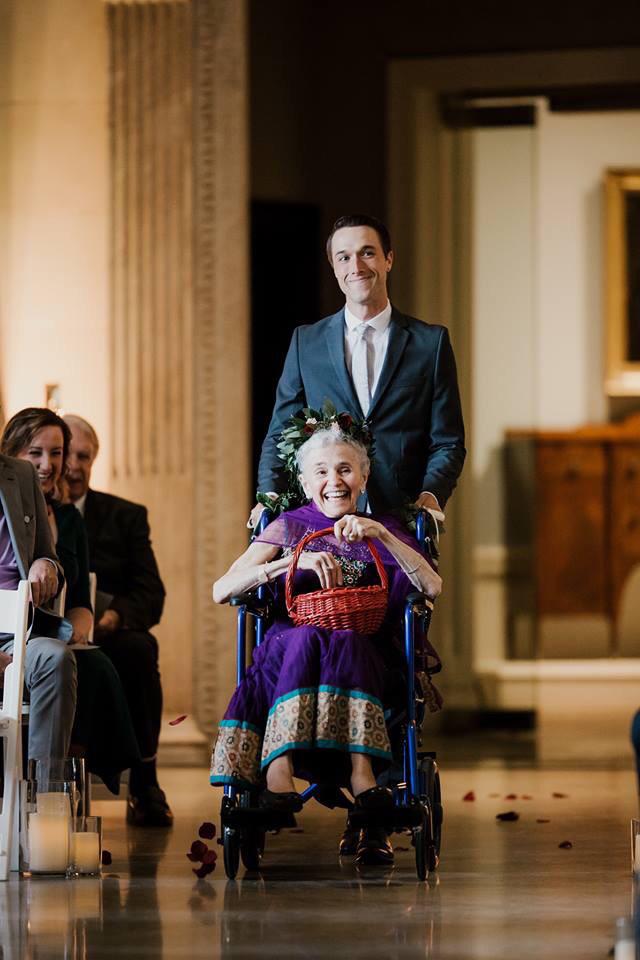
left=605, top=168, right=640, bottom=396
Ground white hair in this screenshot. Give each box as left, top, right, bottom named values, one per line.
left=296, top=427, right=370, bottom=476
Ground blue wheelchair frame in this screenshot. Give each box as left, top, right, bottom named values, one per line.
left=221, top=510, right=442, bottom=880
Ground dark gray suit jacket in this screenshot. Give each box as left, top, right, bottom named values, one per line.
left=0, top=454, right=68, bottom=639
left=257, top=308, right=466, bottom=512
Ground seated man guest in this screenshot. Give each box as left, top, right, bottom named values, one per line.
left=64, top=414, right=172, bottom=828
left=211, top=418, right=442, bottom=865
left=0, top=446, right=76, bottom=762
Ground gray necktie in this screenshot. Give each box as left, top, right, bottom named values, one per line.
left=352, top=323, right=372, bottom=416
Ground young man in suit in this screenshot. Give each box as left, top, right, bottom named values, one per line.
left=251, top=213, right=465, bottom=524
left=64, top=416, right=173, bottom=828
left=0, top=453, right=76, bottom=760
left=251, top=214, right=466, bottom=865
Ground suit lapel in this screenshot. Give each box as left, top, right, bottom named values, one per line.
left=0, top=457, right=29, bottom=578
left=325, top=310, right=363, bottom=414
left=368, top=310, right=410, bottom=418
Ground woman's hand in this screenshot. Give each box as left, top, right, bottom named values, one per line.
left=333, top=514, right=386, bottom=544
left=67, top=607, right=95, bottom=646
left=297, top=550, right=344, bottom=590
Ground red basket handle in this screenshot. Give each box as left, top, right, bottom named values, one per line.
left=285, top=526, right=389, bottom=613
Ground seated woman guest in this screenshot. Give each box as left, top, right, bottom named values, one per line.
left=211, top=417, right=442, bottom=864
left=1, top=408, right=139, bottom=791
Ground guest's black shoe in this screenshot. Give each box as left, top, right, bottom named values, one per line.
left=354, top=786, right=394, bottom=811
left=258, top=789, right=303, bottom=813
left=354, top=825, right=394, bottom=867
left=126, top=786, right=174, bottom=828
left=338, top=825, right=360, bottom=857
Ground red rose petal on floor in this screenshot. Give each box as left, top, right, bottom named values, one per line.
left=101, top=850, right=112, bottom=866
left=463, top=791, right=476, bottom=801
left=189, top=840, right=208, bottom=861
left=522, top=795, right=533, bottom=800
left=202, top=849, right=217, bottom=864
left=496, top=811, right=519, bottom=821
left=552, top=792, right=568, bottom=798
left=558, top=841, right=573, bottom=849
left=505, top=793, right=518, bottom=800
left=536, top=818, right=551, bottom=823
left=193, top=862, right=216, bottom=879
left=198, top=822, right=216, bottom=840
left=169, top=714, right=188, bottom=726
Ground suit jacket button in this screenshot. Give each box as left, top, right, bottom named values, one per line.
left=24, top=515, right=31, bottom=523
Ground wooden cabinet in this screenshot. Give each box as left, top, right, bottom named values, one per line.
left=506, top=415, right=640, bottom=656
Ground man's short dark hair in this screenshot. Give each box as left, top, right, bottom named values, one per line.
left=326, top=214, right=392, bottom=261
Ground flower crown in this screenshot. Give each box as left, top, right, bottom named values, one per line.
left=257, top=400, right=374, bottom=516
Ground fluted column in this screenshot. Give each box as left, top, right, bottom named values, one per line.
left=107, top=0, right=249, bottom=755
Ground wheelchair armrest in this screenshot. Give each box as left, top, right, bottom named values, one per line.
left=229, top=593, right=271, bottom=619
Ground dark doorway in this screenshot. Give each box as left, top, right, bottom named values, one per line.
left=250, top=200, right=321, bottom=483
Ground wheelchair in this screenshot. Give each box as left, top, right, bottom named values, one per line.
left=219, top=510, right=443, bottom=881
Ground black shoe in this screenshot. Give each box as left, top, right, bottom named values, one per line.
left=354, top=825, right=394, bottom=866
left=354, top=786, right=394, bottom=811
left=126, top=786, right=174, bottom=828
left=258, top=789, right=303, bottom=813
left=338, top=825, right=360, bottom=857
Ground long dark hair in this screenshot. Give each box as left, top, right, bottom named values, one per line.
left=1, top=407, right=72, bottom=467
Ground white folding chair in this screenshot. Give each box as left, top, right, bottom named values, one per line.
left=0, top=582, right=30, bottom=881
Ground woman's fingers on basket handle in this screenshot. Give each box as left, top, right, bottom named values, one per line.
left=299, top=550, right=343, bottom=589
left=334, top=515, right=383, bottom=542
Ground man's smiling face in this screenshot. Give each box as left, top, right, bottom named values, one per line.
left=330, top=225, right=393, bottom=314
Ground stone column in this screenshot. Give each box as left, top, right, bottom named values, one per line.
left=107, top=0, right=249, bottom=761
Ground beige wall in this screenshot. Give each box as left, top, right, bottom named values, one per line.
left=0, top=0, right=111, bottom=490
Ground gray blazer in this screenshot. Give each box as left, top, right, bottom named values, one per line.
left=257, top=308, right=466, bottom=512
left=0, top=454, right=68, bottom=639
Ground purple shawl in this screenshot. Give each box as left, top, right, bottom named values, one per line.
left=256, top=502, right=442, bottom=675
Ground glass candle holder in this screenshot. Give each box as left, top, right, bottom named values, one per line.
left=22, top=780, right=74, bottom=876
left=631, top=818, right=640, bottom=874
left=69, top=817, right=102, bottom=877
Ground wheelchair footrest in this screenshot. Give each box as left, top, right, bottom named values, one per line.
left=221, top=806, right=298, bottom=831
left=347, top=801, right=426, bottom=832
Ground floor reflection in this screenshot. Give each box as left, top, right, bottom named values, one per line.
left=219, top=873, right=441, bottom=959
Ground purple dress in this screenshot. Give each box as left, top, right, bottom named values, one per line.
left=210, top=503, right=440, bottom=789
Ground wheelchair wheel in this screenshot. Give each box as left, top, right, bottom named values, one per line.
left=413, top=808, right=429, bottom=881
left=419, top=755, right=442, bottom=866
left=223, top=825, right=240, bottom=879
left=240, top=828, right=265, bottom=871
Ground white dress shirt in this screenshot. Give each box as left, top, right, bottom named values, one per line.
left=344, top=301, right=392, bottom=404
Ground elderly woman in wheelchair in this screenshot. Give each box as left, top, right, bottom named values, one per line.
left=211, top=419, right=442, bottom=870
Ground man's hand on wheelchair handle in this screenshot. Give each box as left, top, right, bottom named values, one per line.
left=248, top=493, right=278, bottom=530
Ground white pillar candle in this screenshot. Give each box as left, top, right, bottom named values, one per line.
left=28, top=814, right=70, bottom=873
left=72, top=832, right=100, bottom=874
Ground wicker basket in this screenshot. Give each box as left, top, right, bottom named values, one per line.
left=285, top=527, right=389, bottom=635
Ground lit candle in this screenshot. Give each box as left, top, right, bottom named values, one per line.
left=72, top=832, right=100, bottom=874
left=28, top=814, right=70, bottom=873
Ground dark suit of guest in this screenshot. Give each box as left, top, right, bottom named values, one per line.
left=81, top=489, right=165, bottom=762
left=258, top=308, right=466, bottom=512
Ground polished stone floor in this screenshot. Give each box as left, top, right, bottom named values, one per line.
left=1, top=740, right=638, bottom=959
